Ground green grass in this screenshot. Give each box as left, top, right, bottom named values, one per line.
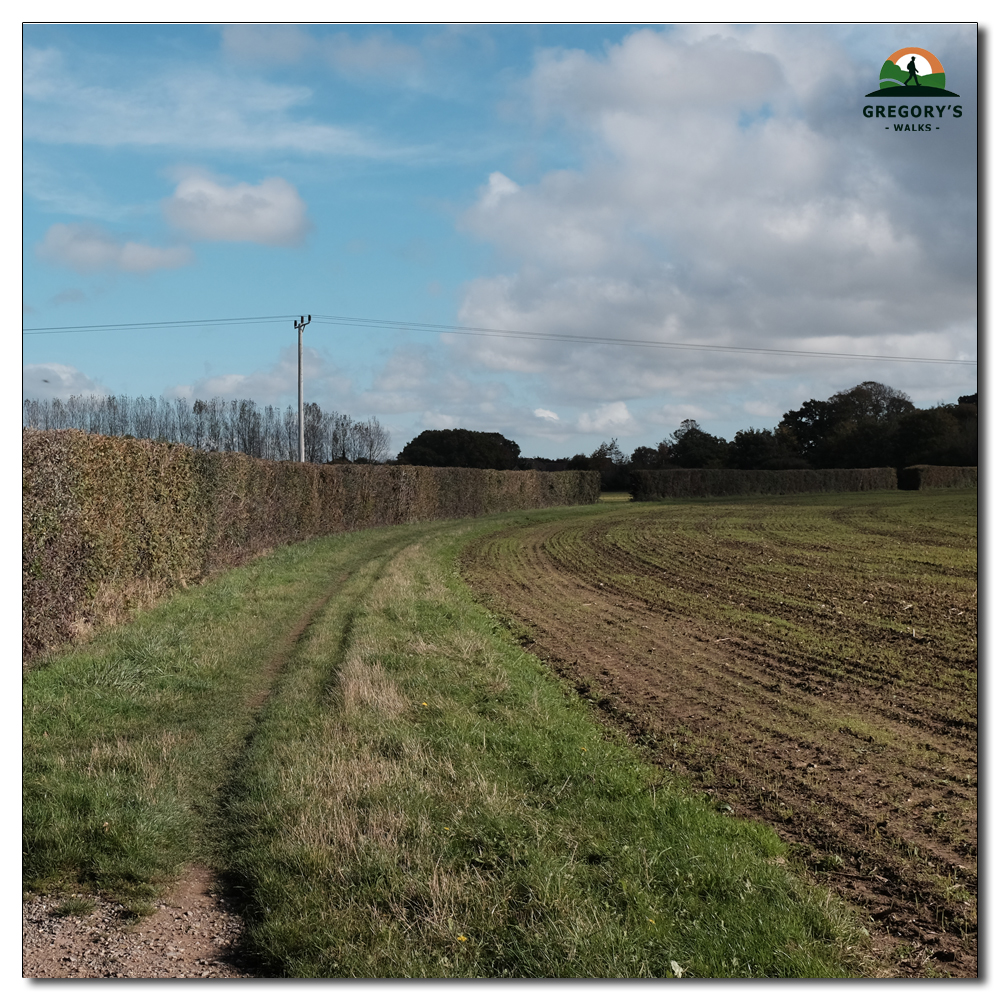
left=24, top=511, right=867, bottom=977
left=22, top=523, right=430, bottom=899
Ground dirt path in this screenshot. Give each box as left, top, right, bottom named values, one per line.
left=22, top=867, right=252, bottom=979
left=23, top=570, right=358, bottom=980
left=461, top=500, right=977, bottom=978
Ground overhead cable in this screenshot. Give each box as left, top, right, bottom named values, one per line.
left=22, top=312, right=977, bottom=366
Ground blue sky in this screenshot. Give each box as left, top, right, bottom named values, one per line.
left=22, top=21, right=978, bottom=460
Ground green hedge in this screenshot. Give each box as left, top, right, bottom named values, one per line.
left=629, top=467, right=898, bottom=501
left=897, top=465, right=978, bottom=490
left=22, top=430, right=599, bottom=661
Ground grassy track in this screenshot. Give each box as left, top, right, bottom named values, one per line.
left=23, top=512, right=864, bottom=978
left=462, top=489, right=978, bottom=977
left=23, top=524, right=427, bottom=899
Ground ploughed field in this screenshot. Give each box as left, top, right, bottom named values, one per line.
left=461, top=490, right=978, bottom=977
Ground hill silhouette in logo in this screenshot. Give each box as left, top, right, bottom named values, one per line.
left=866, top=84, right=960, bottom=97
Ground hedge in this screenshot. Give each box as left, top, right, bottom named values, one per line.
left=629, top=467, right=898, bottom=501
left=897, top=465, right=979, bottom=490
left=22, top=430, right=599, bottom=662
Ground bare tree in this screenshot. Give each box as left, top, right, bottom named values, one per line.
left=303, top=402, right=329, bottom=463
left=22, top=392, right=393, bottom=466
left=356, top=416, right=391, bottom=464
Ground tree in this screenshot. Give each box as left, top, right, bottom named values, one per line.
left=397, top=428, right=521, bottom=469
left=630, top=440, right=673, bottom=469
left=780, top=382, right=914, bottom=468
left=669, top=420, right=730, bottom=468
left=303, top=401, right=328, bottom=463
left=728, top=427, right=807, bottom=470
left=356, top=417, right=392, bottom=464
left=894, top=405, right=977, bottom=467
left=589, top=438, right=630, bottom=490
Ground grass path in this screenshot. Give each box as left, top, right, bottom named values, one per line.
left=24, top=512, right=867, bottom=977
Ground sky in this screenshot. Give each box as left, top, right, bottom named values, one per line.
left=21, top=20, right=979, bottom=461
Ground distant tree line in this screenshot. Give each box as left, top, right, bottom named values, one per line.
left=552, top=382, right=979, bottom=490
left=22, top=394, right=391, bottom=465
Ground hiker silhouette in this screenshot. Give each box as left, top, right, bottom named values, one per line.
left=903, top=56, right=920, bottom=86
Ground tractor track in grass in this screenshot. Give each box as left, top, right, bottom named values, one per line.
left=460, top=495, right=977, bottom=978
left=23, top=537, right=410, bottom=980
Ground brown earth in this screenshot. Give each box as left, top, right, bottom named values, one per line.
left=461, top=499, right=977, bottom=979
left=22, top=866, right=255, bottom=979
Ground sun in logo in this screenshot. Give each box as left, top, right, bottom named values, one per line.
left=872, top=47, right=958, bottom=96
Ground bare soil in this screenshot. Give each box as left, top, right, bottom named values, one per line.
left=461, top=500, right=977, bottom=979
left=22, top=866, right=254, bottom=979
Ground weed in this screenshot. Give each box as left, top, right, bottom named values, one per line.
left=51, top=897, right=96, bottom=918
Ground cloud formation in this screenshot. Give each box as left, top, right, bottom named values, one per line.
left=37, top=223, right=192, bottom=273
left=164, top=172, right=310, bottom=246
left=23, top=363, right=108, bottom=399
left=454, top=27, right=977, bottom=429
left=221, top=26, right=424, bottom=87
left=23, top=46, right=396, bottom=157
left=577, top=401, right=636, bottom=434
left=167, top=346, right=350, bottom=406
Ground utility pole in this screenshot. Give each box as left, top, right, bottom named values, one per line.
left=294, top=314, right=311, bottom=462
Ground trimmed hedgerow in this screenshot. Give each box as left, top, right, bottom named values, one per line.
left=629, top=467, right=898, bottom=501
left=22, top=430, right=599, bottom=662
left=897, top=465, right=978, bottom=491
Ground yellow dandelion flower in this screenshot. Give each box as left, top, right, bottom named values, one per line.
left=648, top=918, right=655, bottom=923
left=457, top=935, right=468, bottom=942
left=422, top=702, right=428, bottom=706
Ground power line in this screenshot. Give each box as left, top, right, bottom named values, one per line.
left=22, top=311, right=977, bottom=367
left=22, top=315, right=289, bottom=335
left=312, top=314, right=977, bottom=367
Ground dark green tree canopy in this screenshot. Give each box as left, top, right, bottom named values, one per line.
left=397, top=428, right=522, bottom=470
left=728, top=427, right=807, bottom=470
left=780, top=382, right=915, bottom=468
left=669, top=420, right=730, bottom=469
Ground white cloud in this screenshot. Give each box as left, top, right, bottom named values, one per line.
left=165, top=346, right=349, bottom=405
left=421, top=412, right=458, bottom=429
left=222, top=26, right=425, bottom=87
left=324, top=32, right=424, bottom=84
left=22, top=46, right=398, bottom=157
left=451, top=26, right=976, bottom=429
left=37, top=223, right=192, bottom=274
left=743, top=399, right=780, bottom=419
left=534, top=408, right=559, bottom=421
left=479, top=171, right=520, bottom=210
left=164, top=172, right=310, bottom=246
left=23, top=363, right=108, bottom=399
left=577, top=401, right=635, bottom=434
left=221, top=25, right=314, bottom=64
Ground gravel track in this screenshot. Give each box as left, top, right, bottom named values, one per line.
left=22, top=867, right=254, bottom=979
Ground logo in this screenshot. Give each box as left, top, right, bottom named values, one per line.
left=865, top=47, right=959, bottom=97
left=862, top=47, right=962, bottom=130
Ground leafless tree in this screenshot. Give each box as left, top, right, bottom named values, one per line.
left=22, top=393, right=391, bottom=465
left=357, top=416, right=391, bottom=464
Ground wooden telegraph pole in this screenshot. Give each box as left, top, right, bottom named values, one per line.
left=294, top=314, right=311, bottom=462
